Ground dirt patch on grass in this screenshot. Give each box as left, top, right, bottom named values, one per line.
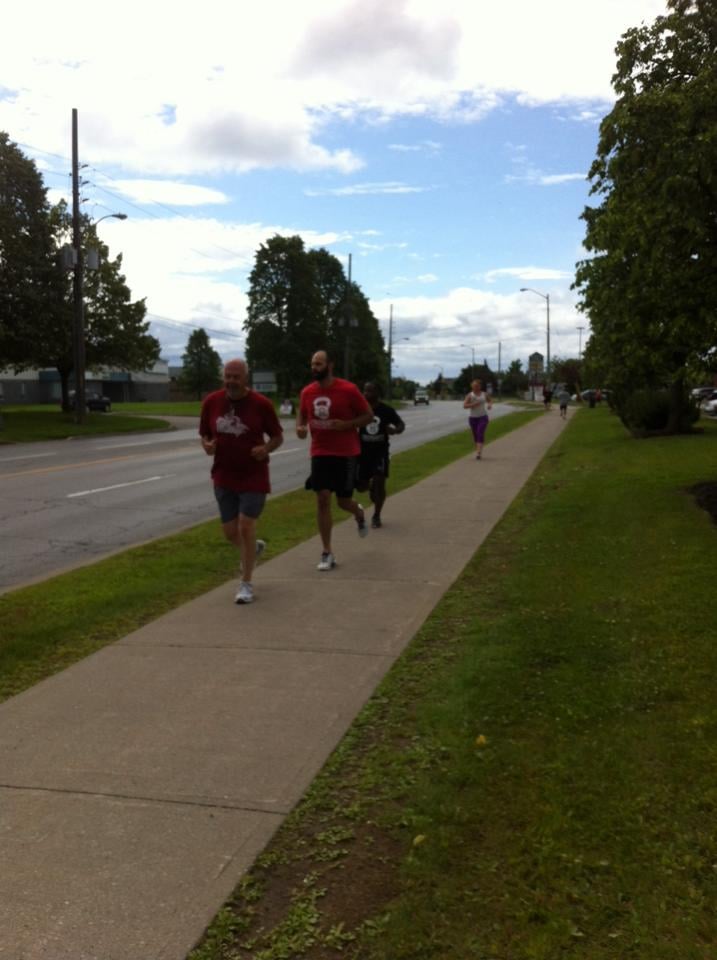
left=690, top=480, right=717, bottom=525
left=209, top=815, right=403, bottom=959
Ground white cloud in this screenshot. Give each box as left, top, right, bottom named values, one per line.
left=504, top=166, right=587, bottom=186
left=305, top=181, right=430, bottom=196
left=538, top=173, right=586, bottom=186
left=356, top=241, right=409, bottom=252
left=483, top=267, right=574, bottom=283
left=388, top=140, right=442, bottom=153
left=370, top=284, right=586, bottom=381
left=0, top=1, right=667, bottom=180
left=417, top=273, right=438, bottom=283
left=111, top=180, right=230, bottom=206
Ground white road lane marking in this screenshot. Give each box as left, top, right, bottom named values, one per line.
left=0, top=452, right=57, bottom=463
left=67, top=474, right=175, bottom=498
left=94, top=439, right=161, bottom=450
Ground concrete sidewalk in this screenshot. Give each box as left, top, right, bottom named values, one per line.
left=0, top=410, right=572, bottom=960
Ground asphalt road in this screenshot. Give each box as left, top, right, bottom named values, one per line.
left=1, top=401, right=515, bottom=592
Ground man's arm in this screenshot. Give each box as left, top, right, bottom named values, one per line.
left=251, top=430, right=283, bottom=460
left=296, top=403, right=308, bottom=439
left=199, top=401, right=216, bottom=454
left=388, top=409, right=405, bottom=435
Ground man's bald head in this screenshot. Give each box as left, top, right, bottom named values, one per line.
left=224, top=358, right=249, bottom=399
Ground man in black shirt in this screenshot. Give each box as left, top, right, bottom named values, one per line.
left=356, top=382, right=405, bottom=528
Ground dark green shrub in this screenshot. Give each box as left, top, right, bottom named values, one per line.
left=619, top=389, right=699, bottom=436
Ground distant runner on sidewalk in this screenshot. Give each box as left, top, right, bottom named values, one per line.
left=296, top=350, right=373, bottom=571
left=356, top=382, right=405, bottom=528
left=463, top=378, right=492, bottom=460
left=557, top=386, right=571, bottom=419
left=199, top=358, right=283, bottom=604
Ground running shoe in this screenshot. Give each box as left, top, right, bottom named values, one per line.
left=255, top=538, right=266, bottom=560
left=371, top=515, right=382, bottom=529
left=356, top=505, right=369, bottom=538
left=235, top=581, right=254, bottom=604
left=317, top=552, right=337, bottom=571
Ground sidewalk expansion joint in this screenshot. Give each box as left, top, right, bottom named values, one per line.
left=115, top=641, right=394, bottom=658
left=0, top=782, right=288, bottom=817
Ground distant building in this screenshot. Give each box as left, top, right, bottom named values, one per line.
left=0, top=360, right=170, bottom=404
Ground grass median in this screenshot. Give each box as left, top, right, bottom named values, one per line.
left=189, top=409, right=717, bottom=960
left=0, top=409, right=538, bottom=704
left=0, top=407, right=172, bottom=442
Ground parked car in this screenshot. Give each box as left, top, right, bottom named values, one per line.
left=703, top=394, right=717, bottom=417
left=67, top=390, right=112, bottom=412
left=691, top=386, right=716, bottom=402
left=580, top=389, right=609, bottom=402
left=414, top=388, right=430, bottom=405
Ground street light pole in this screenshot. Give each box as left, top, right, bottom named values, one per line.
left=460, top=344, right=476, bottom=380
left=70, top=108, right=127, bottom=424
left=520, top=287, right=551, bottom=380
left=387, top=303, right=393, bottom=398
left=71, top=108, right=86, bottom=425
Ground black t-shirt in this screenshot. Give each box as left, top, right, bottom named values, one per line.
left=359, top=402, right=404, bottom=459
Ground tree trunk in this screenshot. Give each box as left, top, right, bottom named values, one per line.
left=665, top=371, right=687, bottom=435
left=59, top=366, right=73, bottom=412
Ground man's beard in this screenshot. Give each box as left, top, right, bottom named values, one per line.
left=312, top=367, right=329, bottom=381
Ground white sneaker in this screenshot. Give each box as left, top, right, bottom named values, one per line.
left=255, top=539, right=266, bottom=560
left=235, top=581, right=254, bottom=604
left=317, top=552, right=337, bottom=571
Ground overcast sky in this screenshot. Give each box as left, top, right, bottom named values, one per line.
left=2, top=0, right=667, bottom=383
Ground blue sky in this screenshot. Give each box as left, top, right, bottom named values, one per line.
left=1, top=0, right=667, bottom=383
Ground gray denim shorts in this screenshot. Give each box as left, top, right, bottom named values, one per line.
left=213, top=487, right=266, bottom=523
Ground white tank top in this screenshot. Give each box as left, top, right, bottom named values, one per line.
left=468, top=391, right=487, bottom=417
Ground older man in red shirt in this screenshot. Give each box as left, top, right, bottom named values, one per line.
left=200, top=358, right=283, bottom=604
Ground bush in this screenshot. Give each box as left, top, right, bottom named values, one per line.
left=619, top=389, right=699, bottom=436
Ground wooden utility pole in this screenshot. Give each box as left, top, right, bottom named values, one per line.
left=71, top=108, right=86, bottom=424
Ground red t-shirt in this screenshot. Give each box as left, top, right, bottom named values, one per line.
left=299, top=378, right=371, bottom=457
left=199, top=389, right=283, bottom=493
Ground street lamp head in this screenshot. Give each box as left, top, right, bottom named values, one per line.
left=93, top=212, right=128, bottom=226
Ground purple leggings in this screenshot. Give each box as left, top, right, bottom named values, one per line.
left=469, top=415, right=489, bottom=444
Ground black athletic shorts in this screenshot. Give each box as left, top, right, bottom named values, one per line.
left=356, top=453, right=389, bottom=489
left=308, top=456, right=357, bottom=498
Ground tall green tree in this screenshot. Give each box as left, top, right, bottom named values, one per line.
left=0, top=133, right=60, bottom=367
left=307, top=248, right=387, bottom=386
left=246, top=237, right=387, bottom=393
left=454, top=361, right=495, bottom=396
left=245, top=235, right=326, bottom=396
left=501, top=358, right=529, bottom=397
left=574, top=0, right=717, bottom=433
left=340, top=282, right=387, bottom=388
left=44, top=202, right=159, bottom=409
left=549, top=357, right=584, bottom=394
left=179, top=328, right=222, bottom=399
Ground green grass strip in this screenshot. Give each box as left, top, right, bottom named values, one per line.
left=0, top=409, right=171, bottom=442
left=0, top=410, right=538, bottom=703
left=188, top=410, right=717, bottom=960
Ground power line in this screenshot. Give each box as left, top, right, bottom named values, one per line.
left=146, top=313, right=244, bottom=342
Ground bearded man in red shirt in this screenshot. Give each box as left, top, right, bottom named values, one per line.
left=200, top=359, right=283, bottom=604
left=296, top=350, right=373, bottom=571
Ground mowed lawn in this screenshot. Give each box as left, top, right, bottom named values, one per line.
left=0, top=407, right=172, bottom=441
left=190, top=409, right=717, bottom=960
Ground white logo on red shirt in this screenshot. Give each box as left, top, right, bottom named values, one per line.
left=216, top=413, right=249, bottom=437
